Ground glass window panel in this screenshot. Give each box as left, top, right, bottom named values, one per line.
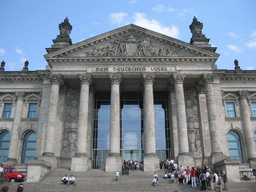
left=252, top=103, right=256, bottom=117
left=227, top=131, right=243, bottom=162
left=155, top=104, right=166, bottom=150
left=0, top=131, right=10, bottom=163
left=21, top=132, right=37, bottom=164
left=226, top=102, right=236, bottom=117
left=3, top=103, right=12, bottom=118
left=28, top=103, right=38, bottom=118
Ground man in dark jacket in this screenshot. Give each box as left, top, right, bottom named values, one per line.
left=222, top=171, right=228, bottom=190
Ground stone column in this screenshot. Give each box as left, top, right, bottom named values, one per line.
left=203, top=74, right=224, bottom=164
left=71, top=74, right=91, bottom=172
left=239, top=90, right=256, bottom=167
left=105, top=74, right=122, bottom=172
left=35, top=74, right=51, bottom=158
left=40, top=74, right=62, bottom=168
left=173, top=73, right=194, bottom=167
left=143, top=73, right=159, bottom=172
left=7, top=91, right=25, bottom=164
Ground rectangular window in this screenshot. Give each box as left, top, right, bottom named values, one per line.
left=252, top=102, right=256, bottom=117
left=226, top=102, right=236, bottom=117
left=2, top=103, right=12, bottom=118
left=28, top=103, right=38, bottom=118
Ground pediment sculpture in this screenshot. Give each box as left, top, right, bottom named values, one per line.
left=84, top=35, right=178, bottom=57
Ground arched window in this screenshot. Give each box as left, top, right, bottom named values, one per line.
left=21, top=132, right=37, bottom=164
left=227, top=131, right=243, bottom=162
left=0, top=131, right=11, bottom=163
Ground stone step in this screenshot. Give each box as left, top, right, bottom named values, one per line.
left=239, top=163, right=250, bottom=169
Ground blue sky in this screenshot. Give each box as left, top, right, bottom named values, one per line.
left=0, top=0, right=255, bottom=71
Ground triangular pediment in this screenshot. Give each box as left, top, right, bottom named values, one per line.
left=45, top=24, right=219, bottom=62
left=0, top=94, right=16, bottom=101
left=25, top=94, right=41, bottom=101
left=223, top=93, right=239, bottom=100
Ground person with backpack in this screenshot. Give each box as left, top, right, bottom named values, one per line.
left=191, top=167, right=197, bottom=188
left=200, top=171, right=207, bottom=190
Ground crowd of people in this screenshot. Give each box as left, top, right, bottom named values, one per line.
left=159, top=159, right=228, bottom=190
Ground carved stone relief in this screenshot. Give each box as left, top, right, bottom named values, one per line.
left=185, top=88, right=202, bottom=157
left=62, top=89, right=79, bottom=157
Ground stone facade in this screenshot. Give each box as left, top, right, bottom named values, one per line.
left=0, top=17, right=256, bottom=182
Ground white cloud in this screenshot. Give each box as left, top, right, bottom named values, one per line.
left=110, top=12, right=127, bottom=24
left=0, top=48, right=5, bottom=56
left=133, top=13, right=179, bottom=38
left=5, top=62, right=15, bottom=70
left=228, top=45, right=241, bottom=53
left=246, top=66, right=254, bottom=70
left=178, top=9, right=190, bottom=16
left=245, top=40, right=256, bottom=48
left=16, top=48, right=23, bottom=55
left=227, top=32, right=239, bottom=38
left=130, top=0, right=137, bottom=3
left=152, top=4, right=164, bottom=11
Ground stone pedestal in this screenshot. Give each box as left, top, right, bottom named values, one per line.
left=39, top=153, right=57, bottom=169
left=249, top=159, right=256, bottom=168
left=71, top=154, right=90, bottom=172
left=143, top=154, right=160, bottom=172
left=213, top=159, right=240, bottom=182
left=105, top=153, right=122, bottom=172
left=26, top=159, right=51, bottom=183
left=177, top=153, right=195, bottom=168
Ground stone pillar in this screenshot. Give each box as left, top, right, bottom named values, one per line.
left=173, top=73, right=194, bottom=167
left=203, top=74, right=224, bottom=164
left=6, top=91, right=25, bottom=164
left=168, top=85, right=179, bottom=159
left=238, top=90, right=256, bottom=167
left=40, top=74, right=62, bottom=168
left=71, top=74, right=91, bottom=172
left=35, top=74, right=51, bottom=158
left=143, top=73, right=159, bottom=172
left=105, top=74, right=122, bottom=172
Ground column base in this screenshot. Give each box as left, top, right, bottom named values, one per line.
left=210, top=152, right=226, bottom=165
left=177, top=153, right=195, bottom=169
left=143, top=153, right=160, bottom=172
left=38, top=153, right=57, bottom=168
left=4, top=158, right=18, bottom=167
left=71, top=153, right=90, bottom=172
left=248, top=158, right=256, bottom=168
left=26, top=159, right=51, bottom=182
left=105, top=153, right=122, bottom=172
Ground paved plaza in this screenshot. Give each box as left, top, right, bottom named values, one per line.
left=1, top=169, right=256, bottom=191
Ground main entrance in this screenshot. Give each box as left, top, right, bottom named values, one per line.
left=92, top=91, right=171, bottom=169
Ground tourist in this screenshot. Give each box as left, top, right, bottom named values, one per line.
left=152, top=176, right=158, bottom=187
left=67, top=175, right=76, bottom=186
left=115, top=170, right=119, bottom=181
left=0, top=164, right=3, bottom=177
left=191, top=167, right=197, bottom=187
left=174, top=170, right=179, bottom=183
left=200, top=171, right=206, bottom=190
left=61, top=174, right=68, bottom=184
left=17, top=183, right=23, bottom=192
left=186, top=166, right=191, bottom=184
left=222, top=171, right=228, bottom=191
left=0, top=186, right=9, bottom=192
left=164, top=172, right=168, bottom=179
left=153, top=172, right=158, bottom=181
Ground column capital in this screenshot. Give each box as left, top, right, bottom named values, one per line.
left=79, top=74, right=92, bottom=85
left=50, top=74, right=63, bottom=85
left=143, top=73, right=155, bottom=85
left=238, top=90, right=249, bottom=100
left=15, top=91, right=25, bottom=100
left=109, top=74, right=122, bottom=85
left=173, top=73, right=185, bottom=85
left=202, top=73, right=214, bottom=84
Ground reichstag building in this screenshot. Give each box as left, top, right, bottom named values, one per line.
left=0, top=17, right=256, bottom=182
